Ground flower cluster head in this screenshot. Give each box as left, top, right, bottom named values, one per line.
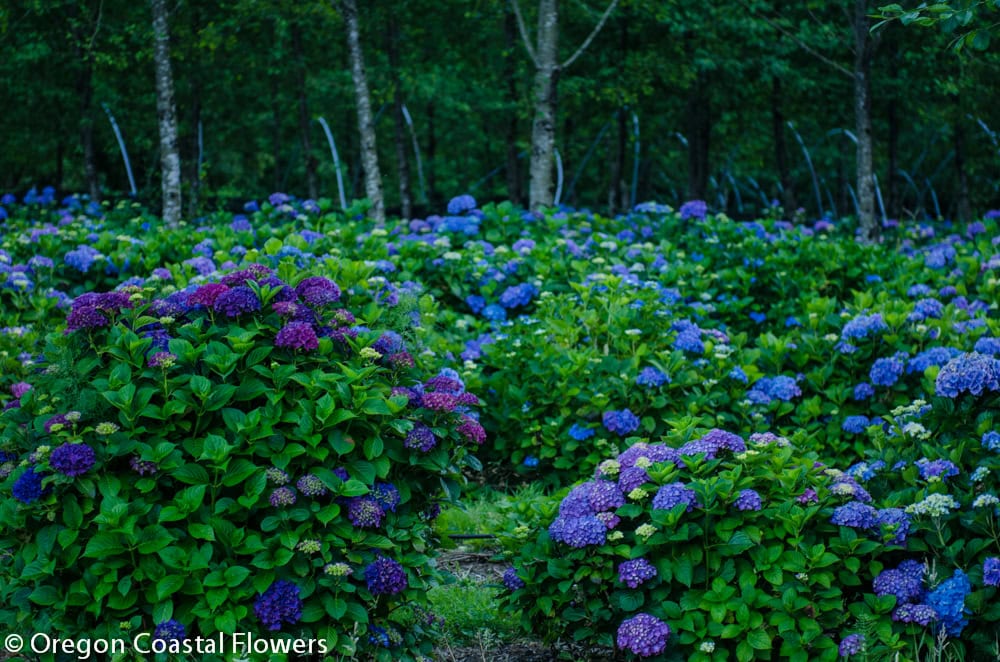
left=187, top=283, right=229, bottom=308
left=148, top=351, right=176, bottom=369
left=842, top=416, right=871, bottom=435
left=457, top=416, right=487, bottom=445
left=870, top=355, right=906, bottom=387
left=679, top=429, right=746, bottom=459
left=981, top=431, right=1000, bottom=452
left=618, top=558, right=658, bottom=589
left=347, top=497, right=385, bottom=528
left=874, top=560, right=925, bottom=604
left=652, top=482, right=698, bottom=512
left=254, top=580, right=302, bottom=631
left=838, top=634, right=865, bottom=657
left=49, top=443, right=96, bottom=477
left=503, top=567, right=525, bottom=591
left=831, top=501, right=878, bottom=529
left=275, top=321, right=319, bottom=351
left=636, top=366, right=670, bottom=387
left=296, top=474, right=328, bottom=497
left=915, top=458, right=959, bottom=482
left=365, top=555, right=408, bottom=595
left=906, top=493, right=960, bottom=517
left=295, top=276, right=341, bottom=306
left=548, top=515, right=607, bottom=548
left=935, top=352, right=1000, bottom=398
left=12, top=467, right=49, bottom=504
left=616, top=613, right=671, bottom=658
left=569, top=424, right=595, bottom=441
left=603, top=409, right=640, bottom=436
left=747, top=375, right=801, bottom=405
left=842, top=313, right=887, bottom=341
left=269, top=486, right=296, bottom=507
left=926, top=570, right=971, bottom=636
left=893, top=602, right=938, bottom=626
left=499, top=282, right=537, bottom=309
left=734, top=489, right=762, bottom=512
left=679, top=199, right=708, bottom=220
left=447, top=194, right=477, bottom=215
left=212, top=286, right=260, bottom=317
left=404, top=422, right=437, bottom=452
left=153, top=619, right=187, bottom=642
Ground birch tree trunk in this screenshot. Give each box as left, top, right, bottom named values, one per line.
left=528, top=0, right=559, bottom=211
left=853, top=0, right=878, bottom=242
left=150, top=0, right=182, bottom=227
left=341, top=0, right=385, bottom=222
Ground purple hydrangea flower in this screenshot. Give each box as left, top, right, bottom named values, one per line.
left=254, top=580, right=302, bottom=631
left=296, top=474, right=328, bottom=497
left=295, top=276, right=341, bottom=306
left=405, top=423, right=437, bottom=452
left=347, top=497, right=385, bottom=528
left=636, top=367, right=670, bottom=387
left=275, top=322, right=319, bottom=351
left=269, top=487, right=296, bottom=507
left=365, top=556, right=408, bottom=595
left=892, top=603, right=937, bottom=625
left=616, top=613, right=671, bottom=658
left=679, top=200, right=708, bottom=220
left=618, top=558, right=658, bottom=589
left=49, top=443, right=96, bottom=477
left=983, top=558, right=1000, bottom=587
left=838, top=634, right=864, bottom=657
left=588, top=481, right=625, bottom=512
left=153, top=619, right=187, bottom=642
left=212, top=286, right=260, bottom=317
left=503, top=567, right=525, bottom=591
left=372, top=482, right=400, bottom=512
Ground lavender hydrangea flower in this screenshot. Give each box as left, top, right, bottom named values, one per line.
left=588, top=481, right=625, bottom=512
left=636, top=367, right=670, bottom=387
left=616, top=613, right=671, bottom=658
left=618, top=558, right=658, bottom=589
left=679, top=199, right=708, bottom=220
left=838, top=634, right=864, bottom=657
left=347, top=497, right=385, bottom=528
left=296, top=474, right=328, bottom=497
left=873, top=562, right=924, bottom=604
left=983, top=558, right=1000, bottom=587
left=734, top=489, right=762, bottom=512
left=405, top=423, right=437, bottom=452
left=892, top=603, right=937, bottom=625
left=295, top=276, right=341, bottom=306
left=254, top=580, right=302, bottom=631
left=269, top=487, right=296, bottom=507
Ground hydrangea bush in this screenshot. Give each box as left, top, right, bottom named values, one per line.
left=0, top=262, right=483, bottom=658
left=502, top=427, right=1000, bottom=660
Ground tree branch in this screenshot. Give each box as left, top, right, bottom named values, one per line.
left=509, top=0, right=539, bottom=68
left=736, top=0, right=852, bottom=79
left=561, top=0, right=619, bottom=70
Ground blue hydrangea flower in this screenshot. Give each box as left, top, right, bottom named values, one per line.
left=870, top=355, right=906, bottom=387
left=12, top=467, right=49, bottom=504
left=853, top=382, right=875, bottom=400
left=602, top=409, right=640, bottom=436
left=915, top=458, right=959, bottom=481
left=935, top=352, right=1000, bottom=398
left=447, top=194, right=477, bottom=215
left=636, top=367, right=669, bottom=387
left=153, top=619, right=187, bottom=642
left=926, top=570, right=970, bottom=636
left=831, top=501, right=878, bottom=529
left=652, top=482, right=698, bottom=512
left=873, top=562, right=924, bottom=604
left=747, top=376, right=801, bottom=404
left=482, top=304, right=506, bottom=322
left=842, top=313, right=887, bottom=340
left=974, top=336, right=1000, bottom=356
left=838, top=634, right=864, bottom=657
left=734, top=489, right=762, bottom=512
left=465, top=294, right=486, bottom=313
left=503, top=567, right=525, bottom=591
left=842, top=416, right=870, bottom=434
left=729, top=366, right=748, bottom=383
left=568, top=424, right=595, bottom=441
left=679, top=200, right=708, bottom=220
left=875, top=508, right=910, bottom=546
left=982, top=431, right=1000, bottom=452
left=499, top=283, right=537, bottom=309
left=365, top=556, right=408, bottom=595
left=908, top=347, right=961, bottom=374
left=548, top=515, right=607, bottom=547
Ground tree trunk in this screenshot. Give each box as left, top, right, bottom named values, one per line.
left=341, top=0, right=385, bottom=222
left=686, top=73, right=710, bottom=200
left=150, top=0, right=182, bottom=226
left=853, top=0, right=878, bottom=242
left=771, top=78, right=796, bottom=214
left=503, top=8, right=522, bottom=206
left=609, top=108, right=627, bottom=214
left=427, top=101, right=438, bottom=209
left=529, top=0, right=559, bottom=211
left=292, top=25, right=318, bottom=200
left=387, top=15, right=412, bottom=219
left=271, top=76, right=282, bottom=193
left=954, top=113, right=971, bottom=222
